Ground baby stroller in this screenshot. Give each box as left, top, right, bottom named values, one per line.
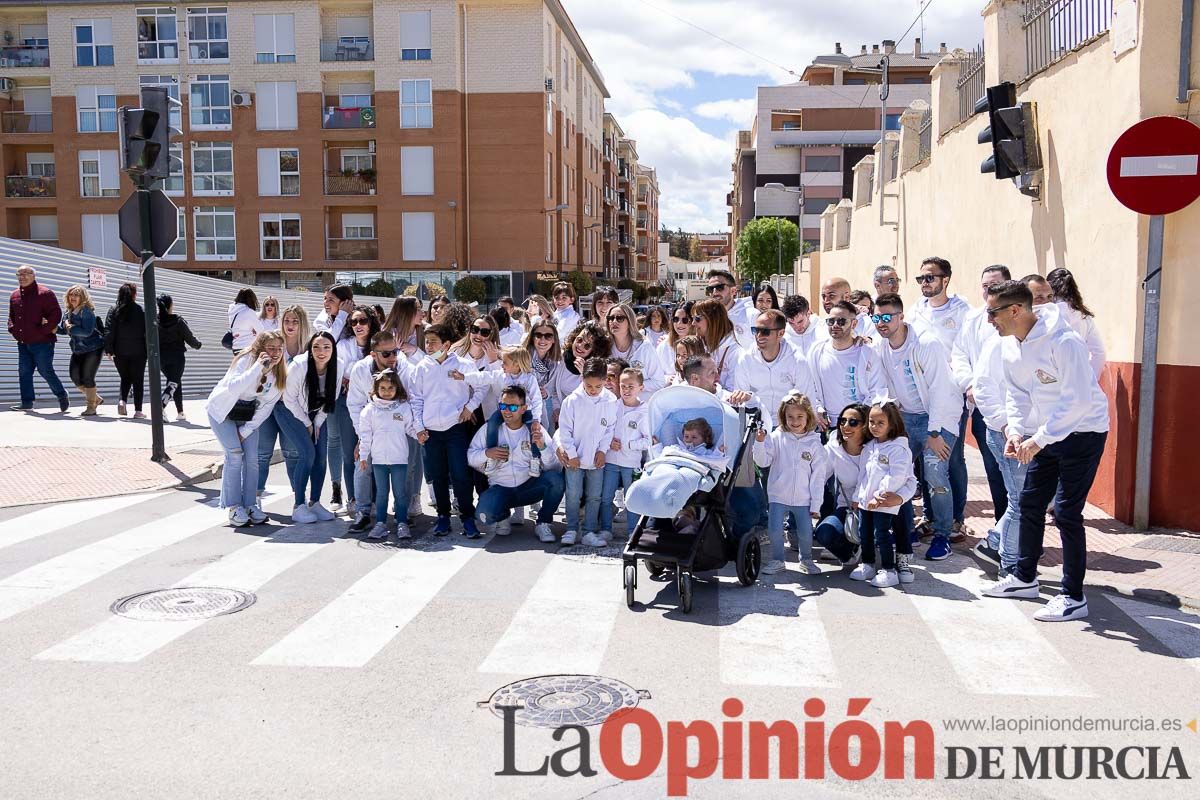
left=621, top=385, right=762, bottom=613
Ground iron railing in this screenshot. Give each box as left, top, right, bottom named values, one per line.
left=956, top=42, right=986, bottom=127
left=917, top=110, right=933, bottom=162
left=320, top=39, right=374, bottom=62
left=888, top=137, right=899, bottom=181
left=324, top=174, right=376, bottom=195
left=5, top=176, right=55, bottom=198
left=326, top=238, right=379, bottom=260
left=0, top=45, right=49, bottom=67
left=322, top=104, right=377, bottom=129
left=1023, top=0, right=1113, bottom=77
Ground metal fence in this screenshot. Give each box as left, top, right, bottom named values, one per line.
left=956, top=42, right=986, bottom=127
left=888, top=137, right=899, bottom=181
left=917, top=110, right=933, bottom=162
left=1023, top=0, right=1113, bottom=77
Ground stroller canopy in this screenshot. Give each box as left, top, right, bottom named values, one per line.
left=646, top=385, right=743, bottom=473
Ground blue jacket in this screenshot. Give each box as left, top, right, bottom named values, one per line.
left=58, top=307, right=105, bottom=354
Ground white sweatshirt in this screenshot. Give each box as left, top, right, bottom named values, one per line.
left=785, top=319, right=829, bottom=357
left=854, top=437, right=916, bottom=516
left=227, top=303, right=260, bottom=351
left=554, top=386, right=618, bottom=468
left=910, top=295, right=971, bottom=360
left=357, top=397, right=421, bottom=465
left=337, top=336, right=369, bottom=374
left=971, top=334, right=1008, bottom=432
left=873, top=323, right=962, bottom=436
left=551, top=363, right=582, bottom=416
left=710, top=332, right=743, bottom=389
left=346, top=355, right=415, bottom=434
left=610, top=338, right=667, bottom=395
left=205, top=352, right=283, bottom=438
left=950, top=306, right=996, bottom=395
left=825, top=440, right=863, bottom=509
left=1058, top=302, right=1106, bottom=381
left=498, top=323, right=526, bottom=348
left=282, top=353, right=343, bottom=433
left=732, top=341, right=823, bottom=429
left=313, top=308, right=348, bottom=342
left=553, top=306, right=582, bottom=342
left=408, top=352, right=481, bottom=432
left=468, top=421, right=562, bottom=488
left=607, top=400, right=652, bottom=468
left=259, top=317, right=280, bottom=333
left=643, top=327, right=666, bottom=349
left=1002, top=303, right=1109, bottom=448
left=810, top=340, right=887, bottom=419
left=461, top=366, right=543, bottom=423
left=753, top=429, right=828, bottom=507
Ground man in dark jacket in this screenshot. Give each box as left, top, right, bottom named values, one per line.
left=7, top=266, right=68, bottom=411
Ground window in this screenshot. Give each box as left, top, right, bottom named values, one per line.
left=402, top=212, right=435, bottom=261
left=77, top=86, right=117, bottom=132
left=400, top=146, right=434, bottom=195
left=803, top=198, right=837, bottom=216
left=163, top=209, right=186, bottom=260
left=75, top=19, right=114, bottom=66
left=546, top=93, right=553, bottom=135
left=255, top=81, right=298, bottom=130
left=257, top=148, right=299, bottom=196
left=187, top=7, right=229, bottom=61
left=254, top=14, right=295, bottom=63
left=82, top=214, right=122, bottom=261
left=20, top=24, right=48, bottom=47
left=194, top=206, right=236, bottom=259
left=192, top=141, right=233, bottom=194
left=152, top=143, right=185, bottom=195
left=804, top=155, right=841, bottom=172
left=546, top=216, right=552, bottom=261
left=140, top=75, right=182, bottom=129
left=562, top=47, right=569, bottom=91
left=26, top=154, right=55, bottom=178
left=342, top=213, right=375, bottom=239
left=546, top=152, right=553, bottom=198
left=340, top=150, right=374, bottom=173
left=885, top=113, right=902, bottom=131
left=137, top=7, right=178, bottom=61
left=260, top=213, right=301, bottom=260
left=338, top=83, right=372, bottom=108
left=781, top=121, right=801, bottom=130
left=400, top=11, right=432, bottom=60
left=400, top=80, right=432, bottom=128
left=29, top=215, right=57, bottom=242
left=79, top=150, right=120, bottom=197
left=190, top=74, right=231, bottom=127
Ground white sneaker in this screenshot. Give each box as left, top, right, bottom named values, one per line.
left=291, top=504, right=317, bottom=524
left=308, top=502, right=336, bottom=522
left=561, top=530, right=578, bottom=545
left=176, top=411, right=187, bottom=422
left=982, top=572, right=1040, bottom=599
left=870, top=569, right=899, bottom=588
left=581, top=531, right=606, bottom=547
left=227, top=506, right=250, bottom=526
left=536, top=523, right=556, bottom=543
left=896, top=554, right=914, bottom=584
left=849, top=563, right=877, bottom=581
left=1034, top=594, right=1089, bottom=622
left=798, top=559, right=820, bottom=575
left=494, top=518, right=512, bottom=536
left=248, top=504, right=269, bottom=525
left=367, top=522, right=389, bottom=540
left=395, top=523, right=412, bottom=540
left=598, top=530, right=613, bottom=544
left=761, top=559, right=786, bottom=575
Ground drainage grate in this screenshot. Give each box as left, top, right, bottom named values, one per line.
left=556, top=541, right=628, bottom=563
left=481, top=675, right=649, bottom=728
left=356, top=535, right=454, bottom=552
left=111, top=587, right=255, bottom=621
left=1132, top=535, right=1200, bottom=555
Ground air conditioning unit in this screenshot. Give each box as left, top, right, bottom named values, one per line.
left=231, top=91, right=253, bottom=107
left=368, top=140, right=376, bottom=153
left=544, top=78, right=554, bottom=93
left=0, top=77, right=14, bottom=93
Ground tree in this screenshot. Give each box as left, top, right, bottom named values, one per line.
left=453, top=276, right=487, bottom=305
left=363, top=277, right=395, bottom=298
left=618, top=278, right=647, bottom=303
left=734, top=217, right=801, bottom=287
left=646, top=284, right=666, bottom=300
left=687, top=236, right=704, bottom=262
left=568, top=269, right=593, bottom=297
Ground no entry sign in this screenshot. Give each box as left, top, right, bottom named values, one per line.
left=1107, top=116, right=1200, bottom=215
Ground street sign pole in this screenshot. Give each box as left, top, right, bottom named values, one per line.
left=137, top=174, right=169, bottom=464
left=1133, top=214, right=1163, bottom=530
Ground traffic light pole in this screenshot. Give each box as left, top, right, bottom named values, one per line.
left=137, top=174, right=169, bottom=464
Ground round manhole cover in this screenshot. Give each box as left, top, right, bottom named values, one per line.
left=483, top=675, right=646, bottom=728
left=111, top=587, right=255, bottom=621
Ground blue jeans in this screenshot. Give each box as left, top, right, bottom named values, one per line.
left=422, top=423, right=475, bottom=519
left=728, top=481, right=766, bottom=538
left=814, top=509, right=859, bottom=563
left=354, top=458, right=376, bottom=516
left=599, top=463, right=637, bottom=532
left=326, top=395, right=343, bottom=491
left=372, top=463, right=409, bottom=523
left=477, top=472, right=566, bottom=526
left=335, top=395, right=358, bottom=499
left=900, top=411, right=957, bottom=540
left=291, top=421, right=329, bottom=507
left=949, top=402, right=969, bottom=522
left=984, top=428, right=1027, bottom=571
left=859, top=509, right=898, bottom=570
left=972, top=407, right=1008, bottom=521
left=208, top=412, right=260, bottom=510
left=768, top=503, right=813, bottom=562
left=17, top=341, right=67, bottom=406
left=255, top=405, right=301, bottom=494
left=564, top=467, right=604, bottom=532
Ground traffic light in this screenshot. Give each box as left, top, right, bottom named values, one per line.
left=976, top=82, right=1041, bottom=180
left=118, top=86, right=182, bottom=180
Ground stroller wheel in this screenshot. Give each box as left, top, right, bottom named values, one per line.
left=646, top=560, right=667, bottom=578
left=736, top=532, right=761, bottom=586
left=624, top=564, right=637, bottom=608
left=677, top=571, right=693, bottom=614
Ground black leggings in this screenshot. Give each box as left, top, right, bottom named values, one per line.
left=160, top=352, right=186, bottom=413
left=69, top=349, right=102, bottom=389
left=113, top=353, right=147, bottom=411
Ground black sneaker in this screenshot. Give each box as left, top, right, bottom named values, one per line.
left=331, top=483, right=343, bottom=508
left=972, top=541, right=1002, bottom=568
left=161, top=381, right=177, bottom=409
left=58, top=396, right=69, bottom=413
left=350, top=511, right=372, bottom=533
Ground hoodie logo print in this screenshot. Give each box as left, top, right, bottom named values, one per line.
left=801, top=451, right=813, bottom=462
left=1035, top=369, right=1058, bottom=385
left=879, top=455, right=890, bottom=465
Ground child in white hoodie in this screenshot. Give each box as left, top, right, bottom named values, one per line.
left=450, top=345, right=544, bottom=472
left=598, top=367, right=652, bottom=541
left=554, top=357, right=617, bottom=546
left=357, top=370, right=422, bottom=540
left=753, top=392, right=829, bottom=576
left=852, top=400, right=917, bottom=588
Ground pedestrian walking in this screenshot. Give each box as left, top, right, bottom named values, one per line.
left=156, top=294, right=202, bottom=421
left=282, top=331, right=342, bottom=524
left=59, top=285, right=105, bottom=416
left=227, top=288, right=260, bottom=351
left=1047, top=267, right=1106, bottom=382
left=104, top=282, right=148, bottom=419
left=7, top=265, right=69, bottom=412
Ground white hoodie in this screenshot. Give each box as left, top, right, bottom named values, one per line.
left=408, top=352, right=481, bottom=432
left=971, top=334, right=1008, bottom=432
left=872, top=323, right=961, bottom=437
left=313, top=308, right=348, bottom=342
left=810, top=340, right=887, bottom=420
left=785, top=319, right=829, bottom=357
left=753, top=429, right=828, bottom=507
left=1058, top=302, right=1106, bottom=381
left=346, top=355, right=415, bottom=434
left=607, top=400, right=652, bottom=468
left=282, top=353, right=344, bottom=433
left=1002, top=303, right=1109, bottom=448
left=610, top=338, right=667, bottom=395
left=553, top=306, right=582, bottom=342
left=468, top=420, right=562, bottom=488
left=461, top=366, right=543, bottom=423
left=227, top=303, right=260, bottom=351
left=825, top=440, right=864, bottom=509
left=554, top=385, right=617, bottom=468
left=710, top=332, right=743, bottom=389
left=950, top=305, right=996, bottom=395
left=854, top=437, right=916, bottom=516
left=357, top=397, right=421, bottom=465
left=205, top=351, right=283, bottom=438
left=910, top=294, right=971, bottom=360
left=733, top=341, right=823, bottom=430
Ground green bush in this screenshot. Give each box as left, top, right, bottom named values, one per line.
left=453, top=276, right=487, bottom=305
left=568, top=270, right=593, bottom=297
left=364, top=278, right=395, bottom=298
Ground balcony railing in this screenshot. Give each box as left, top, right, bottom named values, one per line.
left=0, top=45, right=49, bottom=68
left=636, top=214, right=649, bottom=229
left=637, top=192, right=648, bottom=204
left=322, top=104, right=376, bottom=129
left=5, top=175, right=55, bottom=198
left=955, top=42, right=986, bottom=128
left=324, top=173, right=377, bottom=195
left=1, top=112, right=52, bottom=134
left=327, top=238, right=379, bottom=260
left=618, top=201, right=631, bottom=215
left=320, top=39, right=374, bottom=62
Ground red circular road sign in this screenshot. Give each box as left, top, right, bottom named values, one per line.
left=1107, top=116, right=1200, bottom=215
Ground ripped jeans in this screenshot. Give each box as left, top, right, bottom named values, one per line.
left=899, top=411, right=957, bottom=541
left=209, top=412, right=261, bottom=510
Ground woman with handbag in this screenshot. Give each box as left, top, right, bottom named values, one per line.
left=282, top=331, right=342, bottom=524
left=226, top=288, right=260, bottom=351
left=205, top=331, right=287, bottom=527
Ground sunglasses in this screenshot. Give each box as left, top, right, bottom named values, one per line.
left=374, top=348, right=397, bottom=357
left=876, top=277, right=899, bottom=285
left=498, top=403, right=522, bottom=413
left=351, top=318, right=371, bottom=326
left=691, top=315, right=704, bottom=323
left=533, top=331, right=555, bottom=340
left=750, top=326, right=784, bottom=336
left=837, top=417, right=863, bottom=428
left=986, top=302, right=1020, bottom=317
left=471, top=325, right=492, bottom=335
left=607, top=314, right=626, bottom=323
left=870, top=313, right=896, bottom=324
left=825, top=317, right=851, bottom=327
left=915, top=274, right=946, bottom=284
left=705, top=284, right=732, bottom=295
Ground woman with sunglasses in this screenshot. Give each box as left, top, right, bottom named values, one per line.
left=254, top=305, right=311, bottom=502
left=205, top=331, right=288, bottom=527
left=525, top=321, right=563, bottom=431
left=691, top=299, right=741, bottom=390
left=656, top=301, right=694, bottom=377
left=605, top=303, right=666, bottom=395
left=327, top=306, right=380, bottom=516
left=452, top=314, right=502, bottom=412
left=259, top=295, right=280, bottom=332
left=553, top=321, right=611, bottom=428
left=283, top=331, right=342, bottom=524
left=642, top=306, right=670, bottom=349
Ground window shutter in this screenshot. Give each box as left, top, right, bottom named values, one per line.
left=254, top=15, right=274, bottom=54
left=337, top=16, right=370, bottom=38
left=400, top=146, right=434, bottom=195
left=402, top=212, right=435, bottom=261
left=277, top=82, right=297, bottom=129
left=400, top=11, right=432, bottom=50
left=276, top=15, right=295, bottom=56
left=257, top=148, right=281, bottom=196
left=99, top=151, right=119, bottom=190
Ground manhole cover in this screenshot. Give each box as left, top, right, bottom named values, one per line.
left=481, top=675, right=649, bottom=728
left=111, top=587, right=255, bottom=621
left=356, top=535, right=454, bottom=552
left=556, top=541, right=628, bottom=562
left=1132, top=535, right=1200, bottom=554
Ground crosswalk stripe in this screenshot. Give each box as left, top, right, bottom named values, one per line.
left=252, top=545, right=480, bottom=668
left=35, top=514, right=332, bottom=664
left=906, top=569, right=1094, bottom=697
left=1108, top=595, right=1200, bottom=672
left=718, top=579, right=839, bottom=687
left=479, top=557, right=622, bottom=675
left=0, top=493, right=164, bottom=552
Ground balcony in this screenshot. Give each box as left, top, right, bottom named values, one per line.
left=322, top=104, right=376, bottom=129
left=637, top=191, right=648, bottom=205
left=327, top=238, right=378, bottom=260
left=636, top=214, right=648, bottom=229
left=618, top=200, right=630, bottom=216
left=617, top=233, right=632, bottom=247
left=0, top=45, right=49, bottom=68
left=5, top=176, right=55, bottom=198
left=1, top=112, right=52, bottom=134
left=324, top=172, right=377, bottom=195
left=320, top=39, right=374, bottom=62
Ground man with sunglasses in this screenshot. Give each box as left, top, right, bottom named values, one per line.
left=344, top=331, right=405, bottom=532
left=809, top=301, right=886, bottom=431
left=870, top=293, right=962, bottom=561
left=705, top=269, right=753, bottom=348
left=734, top=310, right=822, bottom=431
left=980, top=281, right=1108, bottom=622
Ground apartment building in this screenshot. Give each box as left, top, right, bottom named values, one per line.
left=600, top=111, right=620, bottom=280
left=0, top=1, right=614, bottom=299
left=696, top=232, right=726, bottom=259
left=729, top=39, right=942, bottom=258
left=633, top=164, right=657, bottom=283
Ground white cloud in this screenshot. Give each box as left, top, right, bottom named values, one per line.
left=693, top=98, right=758, bottom=127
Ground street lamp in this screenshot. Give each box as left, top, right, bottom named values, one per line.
left=763, top=183, right=804, bottom=278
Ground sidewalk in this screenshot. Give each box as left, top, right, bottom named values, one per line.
left=0, top=398, right=224, bottom=508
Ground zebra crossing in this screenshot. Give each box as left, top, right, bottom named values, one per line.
left=0, top=490, right=1197, bottom=698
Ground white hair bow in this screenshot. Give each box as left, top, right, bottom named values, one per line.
left=870, top=391, right=898, bottom=406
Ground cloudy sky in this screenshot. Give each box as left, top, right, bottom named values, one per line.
left=560, top=0, right=987, bottom=233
